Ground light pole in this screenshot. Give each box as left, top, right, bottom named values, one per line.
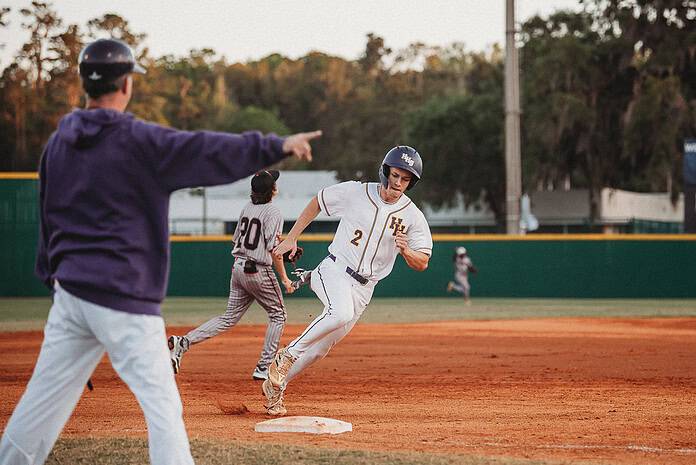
left=505, top=0, right=522, bottom=234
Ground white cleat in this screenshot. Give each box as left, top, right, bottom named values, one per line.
left=268, top=348, right=296, bottom=388
left=252, top=365, right=269, bottom=380
left=262, top=379, right=287, bottom=416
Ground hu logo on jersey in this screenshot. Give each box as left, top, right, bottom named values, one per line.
left=401, top=153, right=415, bottom=166
left=389, top=216, right=406, bottom=236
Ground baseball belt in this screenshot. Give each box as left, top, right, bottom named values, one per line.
left=328, top=253, right=368, bottom=285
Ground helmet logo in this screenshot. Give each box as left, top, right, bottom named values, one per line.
left=88, top=71, right=102, bottom=80
left=401, top=153, right=415, bottom=166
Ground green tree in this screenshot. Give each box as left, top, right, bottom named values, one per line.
left=5, top=1, right=64, bottom=169
left=0, top=6, right=10, bottom=51
left=404, top=56, right=505, bottom=225
left=86, top=13, right=146, bottom=47
left=47, top=23, right=83, bottom=110
left=583, top=0, right=696, bottom=199
left=520, top=10, right=635, bottom=220
left=215, top=105, right=289, bottom=135
left=18, top=1, right=62, bottom=92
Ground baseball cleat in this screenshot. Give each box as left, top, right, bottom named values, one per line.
left=168, top=335, right=189, bottom=374
left=252, top=365, right=269, bottom=380
left=268, top=348, right=296, bottom=388
left=262, top=379, right=287, bottom=416
left=290, top=268, right=312, bottom=291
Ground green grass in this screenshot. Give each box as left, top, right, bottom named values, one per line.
left=46, top=438, right=563, bottom=465
left=1, top=296, right=695, bottom=331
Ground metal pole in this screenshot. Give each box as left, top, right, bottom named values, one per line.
left=504, top=0, right=522, bottom=234
left=202, top=188, right=207, bottom=235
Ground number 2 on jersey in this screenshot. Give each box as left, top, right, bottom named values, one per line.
left=238, top=217, right=262, bottom=250
left=350, top=229, right=363, bottom=246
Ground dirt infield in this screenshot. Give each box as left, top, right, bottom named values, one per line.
left=2, top=318, right=695, bottom=464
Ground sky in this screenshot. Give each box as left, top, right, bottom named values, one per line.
left=1, top=0, right=582, bottom=68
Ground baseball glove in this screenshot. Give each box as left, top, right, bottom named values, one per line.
left=291, top=268, right=312, bottom=290
left=283, top=246, right=303, bottom=263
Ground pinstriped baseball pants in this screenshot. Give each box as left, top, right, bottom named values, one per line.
left=185, top=259, right=286, bottom=370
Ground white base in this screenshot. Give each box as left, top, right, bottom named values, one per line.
left=255, top=416, right=352, bottom=434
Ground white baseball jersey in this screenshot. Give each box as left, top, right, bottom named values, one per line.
left=318, top=181, right=432, bottom=281
left=455, top=255, right=474, bottom=276
left=231, top=202, right=283, bottom=265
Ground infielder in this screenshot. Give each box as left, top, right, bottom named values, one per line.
left=447, top=246, right=478, bottom=304
left=168, top=170, right=295, bottom=380
left=0, top=38, right=320, bottom=465
left=263, top=146, right=432, bottom=415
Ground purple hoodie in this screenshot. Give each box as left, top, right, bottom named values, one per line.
left=35, top=108, right=288, bottom=315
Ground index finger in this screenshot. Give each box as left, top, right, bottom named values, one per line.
left=303, top=130, right=322, bottom=140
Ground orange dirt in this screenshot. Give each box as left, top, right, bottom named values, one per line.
left=2, top=318, right=695, bottom=465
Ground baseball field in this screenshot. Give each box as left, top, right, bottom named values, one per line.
left=1, top=297, right=696, bottom=465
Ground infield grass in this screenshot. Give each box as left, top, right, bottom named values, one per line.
left=1, top=297, right=695, bottom=331
left=46, top=438, right=565, bottom=465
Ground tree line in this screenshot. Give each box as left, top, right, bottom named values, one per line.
left=1, top=1, right=694, bottom=226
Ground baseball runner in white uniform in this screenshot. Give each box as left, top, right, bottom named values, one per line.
left=447, top=246, right=477, bottom=304
left=168, top=170, right=295, bottom=380
left=262, top=146, right=433, bottom=415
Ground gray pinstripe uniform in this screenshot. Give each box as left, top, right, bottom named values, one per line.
left=184, top=201, right=286, bottom=370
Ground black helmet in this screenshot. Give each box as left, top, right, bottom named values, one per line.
left=378, top=145, right=423, bottom=190
left=78, top=38, right=145, bottom=82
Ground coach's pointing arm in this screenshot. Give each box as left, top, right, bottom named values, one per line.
left=133, top=125, right=321, bottom=192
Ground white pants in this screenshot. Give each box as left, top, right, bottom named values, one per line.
left=0, top=284, right=194, bottom=465
left=453, top=272, right=471, bottom=298
left=285, top=256, right=375, bottom=385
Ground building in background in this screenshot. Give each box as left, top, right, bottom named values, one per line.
left=169, top=171, right=685, bottom=235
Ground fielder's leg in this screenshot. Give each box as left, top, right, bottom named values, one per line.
left=451, top=273, right=467, bottom=295
left=462, top=277, right=471, bottom=302
left=0, top=285, right=104, bottom=465
left=184, top=267, right=254, bottom=346
left=250, top=267, right=287, bottom=376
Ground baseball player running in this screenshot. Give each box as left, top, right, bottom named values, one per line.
left=168, top=170, right=295, bottom=380
left=262, top=146, right=433, bottom=415
left=447, top=246, right=478, bottom=305
left=0, top=38, right=320, bottom=465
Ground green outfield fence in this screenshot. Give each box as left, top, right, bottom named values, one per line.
left=3, top=175, right=696, bottom=298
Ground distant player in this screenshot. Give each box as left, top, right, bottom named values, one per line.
left=264, top=145, right=433, bottom=415
left=447, top=246, right=477, bottom=305
left=168, top=170, right=294, bottom=380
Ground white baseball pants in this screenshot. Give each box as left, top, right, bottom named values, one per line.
left=453, top=272, right=471, bottom=298
left=285, top=255, right=375, bottom=384
left=0, top=283, right=194, bottom=465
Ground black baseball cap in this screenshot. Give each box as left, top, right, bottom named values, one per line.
left=78, top=39, right=146, bottom=81
left=251, top=170, right=280, bottom=193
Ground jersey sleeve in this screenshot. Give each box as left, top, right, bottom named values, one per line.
left=230, top=209, right=244, bottom=253
left=317, top=181, right=361, bottom=218
left=407, top=209, right=433, bottom=256
left=264, top=209, right=283, bottom=251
